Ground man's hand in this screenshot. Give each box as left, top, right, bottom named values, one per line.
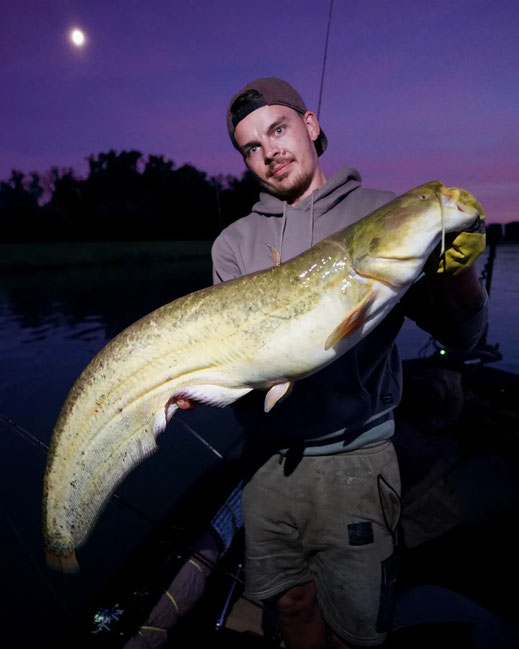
left=405, top=196, right=488, bottom=348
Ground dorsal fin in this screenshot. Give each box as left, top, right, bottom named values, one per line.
left=267, top=244, right=282, bottom=267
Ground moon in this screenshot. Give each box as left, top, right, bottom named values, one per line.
left=70, top=28, right=86, bottom=48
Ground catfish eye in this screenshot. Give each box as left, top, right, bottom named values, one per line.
left=419, top=193, right=428, bottom=200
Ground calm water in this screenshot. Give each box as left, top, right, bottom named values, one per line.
left=0, top=244, right=518, bottom=647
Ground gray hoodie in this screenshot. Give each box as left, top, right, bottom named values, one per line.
left=212, top=167, right=395, bottom=282
left=211, top=167, right=486, bottom=455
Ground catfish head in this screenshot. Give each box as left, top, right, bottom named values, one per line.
left=348, top=181, right=483, bottom=288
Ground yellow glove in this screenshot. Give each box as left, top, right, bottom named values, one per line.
left=427, top=192, right=486, bottom=276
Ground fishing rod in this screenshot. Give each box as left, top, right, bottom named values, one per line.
left=0, top=410, right=224, bottom=516
left=317, top=0, right=334, bottom=120
left=175, top=415, right=224, bottom=460
left=1, top=408, right=253, bottom=649
left=0, top=411, right=157, bottom=525
left=0, top=411, right=239, bottom=576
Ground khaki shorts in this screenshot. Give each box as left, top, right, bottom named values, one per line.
left=241, top=440, right=401, bottom=647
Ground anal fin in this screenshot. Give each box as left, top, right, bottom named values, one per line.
left=325, top=287, right=374, bottom=350
left=264, top=381, right=293, bottom=413
left=153, top=408, right=168, bottom=437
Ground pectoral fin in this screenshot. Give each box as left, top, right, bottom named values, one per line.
left=325, top=287, right=374, bottom=350
left=264, top=381, right=293, bottom=413
left=153, top=401, right=180, bottom=438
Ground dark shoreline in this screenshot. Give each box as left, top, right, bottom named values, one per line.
left=0, top=240, right=213, bottom=271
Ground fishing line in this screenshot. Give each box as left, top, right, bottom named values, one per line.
left=437, top=191, right=446, bottom=270
left=440, top=200, right=446, bottom=258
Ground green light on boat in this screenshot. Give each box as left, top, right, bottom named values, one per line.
left=440, top=349, right=446, bottom=356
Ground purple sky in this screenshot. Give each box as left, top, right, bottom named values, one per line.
left=1, top=0, right=518, bottom=223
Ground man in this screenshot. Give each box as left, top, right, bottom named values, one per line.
left=210, top=78, right=487, bottom=648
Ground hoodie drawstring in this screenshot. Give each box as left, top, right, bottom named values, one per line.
left=279, top=201, right=288, bottom=262
left=278, top=192, right=316, bottom=263
left=309, top=191, right=315, bottom=249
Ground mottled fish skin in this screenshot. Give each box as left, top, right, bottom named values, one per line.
left=42, top=181, right=482, bottom=571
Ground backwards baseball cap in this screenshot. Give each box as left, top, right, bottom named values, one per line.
left=226, top=77, right=327, bottom=156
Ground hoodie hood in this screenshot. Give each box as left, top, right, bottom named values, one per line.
left=250, top=166, right=362, bottom=217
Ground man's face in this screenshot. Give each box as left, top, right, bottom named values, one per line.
left=234, top=105, right=322, bottom=204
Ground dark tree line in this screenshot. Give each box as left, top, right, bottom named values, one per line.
left=0, top=150, right=259, bottom=241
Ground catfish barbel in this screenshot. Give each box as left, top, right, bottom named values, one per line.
left=43, top=181, right=483, bottom=571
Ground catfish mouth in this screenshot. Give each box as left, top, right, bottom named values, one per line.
left=456, top=202, right=479, bottom=219
left=436, top=186, right=481, bottom=255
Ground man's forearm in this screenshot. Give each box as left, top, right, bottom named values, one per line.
left=426, top=265, right=487, bottom=322
left=426, top=266, right=488, bottom=350
left=402, top=266, right=488, bottom=351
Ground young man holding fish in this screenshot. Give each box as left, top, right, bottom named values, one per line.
left=40, top=73, right=488, bottom=643
left=209, top=78, right=488, bottom=648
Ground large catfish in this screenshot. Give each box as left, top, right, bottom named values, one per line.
left=43, top=181, right=483, bottom=571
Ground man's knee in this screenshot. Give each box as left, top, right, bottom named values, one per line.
left=276, top=581, right=318, bottom=619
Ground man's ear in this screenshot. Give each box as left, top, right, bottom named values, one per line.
left=303, top=110, right=320, bottom=143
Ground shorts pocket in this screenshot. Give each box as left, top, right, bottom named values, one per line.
left=377, top=473, right=401, bottom=538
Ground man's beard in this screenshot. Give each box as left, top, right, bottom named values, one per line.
left=259, top=166, right=314, bottom=204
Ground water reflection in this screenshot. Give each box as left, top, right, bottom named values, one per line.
left=2, top=258, right=212, bottom=338
left=0, top=260, right=207, bottom=437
